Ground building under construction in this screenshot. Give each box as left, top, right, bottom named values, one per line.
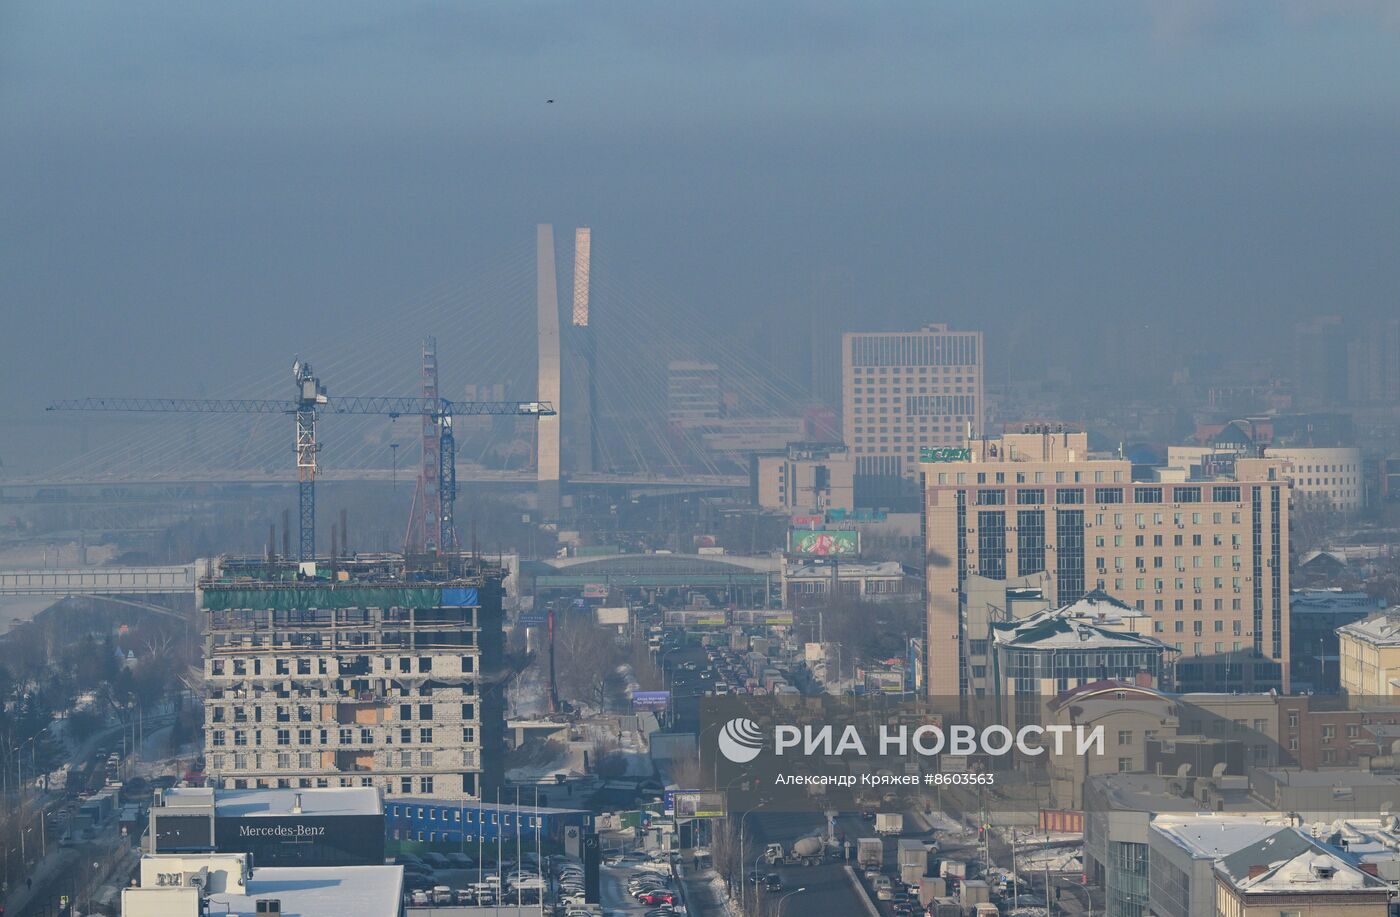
left=199, top=553, right=507, bottom=802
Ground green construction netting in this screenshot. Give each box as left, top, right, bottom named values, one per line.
left=202, top=587, right=445, bottom=611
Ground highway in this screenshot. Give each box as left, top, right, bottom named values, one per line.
left=743, top=811, right=873, bottom=917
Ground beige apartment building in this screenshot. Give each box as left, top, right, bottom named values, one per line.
left=1338, top=611, right=1400, bottom=697
left=753, top=442, right=854, bottom=513
left=1169, top=442, right=1364, bottom=512
left=842, top=325, right=984, bottom=499
left=921, top=431, right=1291, bottom=699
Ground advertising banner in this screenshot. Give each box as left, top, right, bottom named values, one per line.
left=732, top=609, right=795, bottom=626
left=671, top=791, right=727, bottom=818
left=663, top=610, right=731, bottom=627
left=788, top=529, right=859, bottom=556
left=595, top=606, right=630, bottom=626
left=631, top=691, right=671, bottom=710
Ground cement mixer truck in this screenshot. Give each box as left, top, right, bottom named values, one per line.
left=763, top=836, right=826, bottom=867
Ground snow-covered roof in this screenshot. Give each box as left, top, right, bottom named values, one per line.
left=211, top=865, right=404, bottom=917
left=991, top=607, right=1166, bottom=651
left=1289, top=589, right=1382, bottom=614
left=1218, top=831, right=1384, bottom=895
left=1337, top=611, right=1400, bottom=647
left=1055, top=588, right=1145, bottom=622
left=163, top=786, right=382, bottom=817
left=1151, top=814, right=1296, bottom=861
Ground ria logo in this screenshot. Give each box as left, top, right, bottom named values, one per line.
left=718, top=717, right=764, bottom=764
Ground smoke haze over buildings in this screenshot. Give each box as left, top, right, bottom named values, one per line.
left=3, top=1, right=1400, bottom=465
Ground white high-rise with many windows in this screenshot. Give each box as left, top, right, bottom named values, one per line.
left=842, top=324, right=984, bottom=494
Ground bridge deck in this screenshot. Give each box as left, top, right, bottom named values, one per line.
left=0, top=565, right=198, bottom=595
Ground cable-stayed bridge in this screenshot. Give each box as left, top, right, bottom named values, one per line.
left=11, top=226, right=813, bottom=496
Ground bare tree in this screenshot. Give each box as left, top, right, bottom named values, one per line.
left=1290, top=496, right=1343, bottom=557
left=553, top=615, right=623, bottom=712
left=813, top=597, right=923, bottom=667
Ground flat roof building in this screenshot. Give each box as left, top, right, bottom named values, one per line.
left=1148, top=813, right=1300, bottom=917
left=121, top=853, right=403, bottom=917
left=1084, top=772, right=1267, bottom=917
left=148, top=787, right=385, bottom=867
left=667, top=360, right=722, bottom=429
left=200, top=553, right=507, bottom=803
left=753, top=442, right=854, bottom=514
left=843, top=324, right=984, bottom=509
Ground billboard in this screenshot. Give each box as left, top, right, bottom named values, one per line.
left=732, top=609, right=795, bottom=627
left=670, top=791, right=727, bottom=819
left=518, top=611, right=548, bottom=628
left=631, top=691, right=671, bottom=710
left=595, top=607, right=629, bottom=626
left=582, top=583, right=608, bottom=599
left=788, top=529, right=859, bottom=556
left=663, top=610, right=730, bottom=627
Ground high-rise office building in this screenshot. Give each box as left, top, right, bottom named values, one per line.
left=922, top=431, right=1291, bottom=698
left=201, top=554, right=505, bottom=802
left=842, top=324, right=984, bottom=509
left=667, top=360, right=723, bottom=429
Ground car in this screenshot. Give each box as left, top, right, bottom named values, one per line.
left=764, top=873, right=783, bottom=892
left=639, top=891, right=677, bottom=905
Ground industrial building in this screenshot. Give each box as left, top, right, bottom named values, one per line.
left=921, top=430, right=1292, bottom=698
left=147, top=786, right=384, bottom=867
left=200, top=553, right=507, bottom=802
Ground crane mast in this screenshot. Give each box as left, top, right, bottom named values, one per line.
left=293, top=361, right=328, bottom=560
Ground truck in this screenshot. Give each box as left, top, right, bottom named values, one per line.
left=874, top=812, right=903, bottom=835
left=856, top=837, right=883, bottom=869
left=898, top=838, right=928, bottom=885
left=763, top=836, right=825, bottom=867
left=929, top=897, right=961, bottom=917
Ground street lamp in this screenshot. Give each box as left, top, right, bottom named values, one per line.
left=737, top=800, right=769, bottom=903
left=778, top=887, right=808, bottom=916
left=751, top=853, right=767, bottom=913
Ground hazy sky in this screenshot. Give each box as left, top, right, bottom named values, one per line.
left=3, top=1, right=1400, bottom=468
